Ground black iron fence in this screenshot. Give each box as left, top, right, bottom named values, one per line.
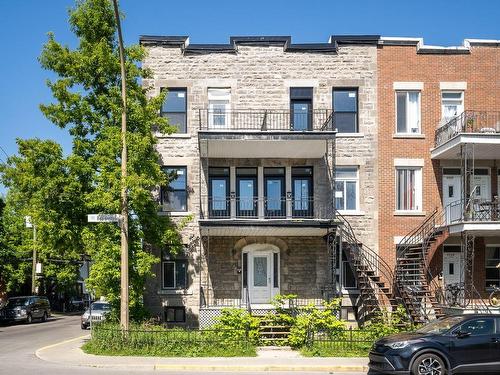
left=200, top=196, right=329, bottom=219
left=91, top=324, right=252, bottom=350
left=198, top=109, right=334, bottom=131
left=307, top=327, right=382, bottom=353
left=435, top=111, right=500, bottom=147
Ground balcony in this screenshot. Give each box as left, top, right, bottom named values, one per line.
left=444, top=197, right=500, bottom=235
left=432, top=111, right=500, bottom=159
left=198, top=109, right=336, bottom=159
left=198, top=196, right=336, bottom=236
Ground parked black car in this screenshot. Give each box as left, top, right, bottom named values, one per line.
left=369, top=314, right=500, bottom=374
left=0, top=296, right=51, bottom=324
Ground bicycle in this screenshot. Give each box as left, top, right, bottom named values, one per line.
left=488, top=285, right=500, bottom=307
left=444, top=282, right=470, bottom=308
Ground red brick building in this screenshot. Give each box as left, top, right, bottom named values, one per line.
left=377, top=38, right=500, bottom=320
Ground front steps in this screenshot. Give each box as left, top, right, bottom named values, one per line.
left=257, top=317, right=291, bottom=345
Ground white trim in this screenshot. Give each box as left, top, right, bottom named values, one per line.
left=335, top=166, right=359, bottom=212
left=394, top=211, right=426, bottom=216
left=336, top=133, right=365, bottom=138
left=440, top=82, right=467, bottom=90
left=392, top=134, right=426, bottom=139
left=242, top=244, right=280, bottom=304
left=394, top=158, right=424, bottom=167
left=395, top=90, right=421, bottom=135
left=393, top=82, right=424, bottom=90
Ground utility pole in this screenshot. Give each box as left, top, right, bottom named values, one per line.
left=25, top=216, right=37, bottom=294
left=112, top=0, right=129, bottom=331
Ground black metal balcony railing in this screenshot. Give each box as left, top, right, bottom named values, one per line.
left=435, top=111, right=500, bottom=147
left=445, top=198, right=500, bottom=224
left=200, top=196, right=327, bottom=219
left=198, top=109, right=334, bottom=131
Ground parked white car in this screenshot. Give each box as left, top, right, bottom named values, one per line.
left=80, top=301, right=111, bottom=329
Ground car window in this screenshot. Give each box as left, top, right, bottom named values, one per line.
left=91, top=303, right=111, bottom=311
left=416, top=316, right=465, bottom=334
left=459, top=318, right=495, bottom=336
left=7, top=298, right=28, bottom=307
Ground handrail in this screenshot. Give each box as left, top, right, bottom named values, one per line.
left=336, top=210, right=394, bottom=315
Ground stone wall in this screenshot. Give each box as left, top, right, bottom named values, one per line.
left=142, top=41, right=379, bottom=324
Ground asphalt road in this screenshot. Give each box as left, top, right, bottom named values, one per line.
left=0, top=314, right=366, bottom=375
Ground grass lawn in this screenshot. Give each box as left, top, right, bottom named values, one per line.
left=300, top=342, right=371, bottom=357
left=83, top=324, right=257, bottom=357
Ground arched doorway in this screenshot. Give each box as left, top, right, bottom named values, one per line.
left=242, top=243, right=280, bottom=304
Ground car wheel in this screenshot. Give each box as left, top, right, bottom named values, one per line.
left=26, top=314, right=32, bottom=324
left=41, top=312, right=48, bottom=322
left=81, top=324, right=86, bottom=330
left=411, top=353, right=446, bottom=375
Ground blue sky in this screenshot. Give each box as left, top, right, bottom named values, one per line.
left=0, top=0, right=499, bottom=195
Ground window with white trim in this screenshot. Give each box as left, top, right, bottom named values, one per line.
left=486, top=246, right=500, bottom=288
left=396, top=167, right=422, bottom=211
left=208, top=88, right=231, bottom=128
left=441, top=91, right=464, bottom=121
left=396, top=91, right=421, bottom=134
left=335, top=167, right=359, bottom=212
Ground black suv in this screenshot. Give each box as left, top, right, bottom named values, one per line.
left=369, top=314, right=500, bottom=374
left=0, top=296, right=51, bottom=324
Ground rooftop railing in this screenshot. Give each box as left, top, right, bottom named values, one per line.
left=435, top=111, right=500, bottom=147
left=198, top=109, right=334, bottom=132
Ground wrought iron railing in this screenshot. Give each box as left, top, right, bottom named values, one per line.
left=445, top=197, right=500, bottom=223
left=198, top=109, right=334, bottom=131
left=200, top=196, right=332, bottom=220
left=435, top=111, right=500, bottom=147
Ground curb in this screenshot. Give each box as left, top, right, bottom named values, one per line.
left=154, top=364, right=368, bottom=372
left=36, top=336, right=368, bottom=372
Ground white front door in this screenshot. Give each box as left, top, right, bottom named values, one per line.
left=443, top=247, right=464, bottom=286
left=249, top=252, right=272, bottom=304
left=473, top=174, right=491, bottom=201
left=443, top=174, right=462, bottom=223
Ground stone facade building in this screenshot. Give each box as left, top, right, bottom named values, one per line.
left=140, top=35, right=380, bottom=326
left=140, top=33, right=500, bottom=326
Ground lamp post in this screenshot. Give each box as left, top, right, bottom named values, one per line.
left=112, top=0, right=129, bottom=331
left=25, top=216, right=37, bottom=294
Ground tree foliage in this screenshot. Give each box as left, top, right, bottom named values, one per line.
left=0, top=139, right=83, bottom=293
left=0, top=0, right=181, bottom=316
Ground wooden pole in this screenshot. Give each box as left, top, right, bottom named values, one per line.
left=112, top=0, right=129, bottom=331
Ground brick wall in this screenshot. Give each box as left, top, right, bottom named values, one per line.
left=377, top=44, right=500, bottom=267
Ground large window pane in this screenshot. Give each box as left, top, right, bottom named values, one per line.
left=335, top=167, right=358, bottom=211
left=292, top=101, right=311, bottom=131
left=175, top=261, right=187, bottom=289
left=266, top=179, right=282, bottom=210
left=163, top=262, right=175, bottom=288
left=333, top=89, right=358, bottom=133
left=396, top=168, right=421, bottom=211
left=396, top=92, right=407, bottom=133
left=161, top=88, right=187, bottom=133
left=161, top=167, right=187, bottom=212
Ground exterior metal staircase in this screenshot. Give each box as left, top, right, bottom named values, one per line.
left=395, top=208, right=448, bottom=324
left=337, top=212, right=395, bottom=323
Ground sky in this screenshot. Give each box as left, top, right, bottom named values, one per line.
left=0, top=0, right=499, bottom=195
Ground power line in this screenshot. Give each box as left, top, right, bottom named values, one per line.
left=0, top=145, right=9, bottom=160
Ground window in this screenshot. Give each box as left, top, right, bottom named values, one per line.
left=335, top=167, right=358, bottom=212
left=292, top=167, right=313, bottom=217
left=161, top=167, right=187, bottom=212
left=396, top=91, right=421, bottom=134
left=456, top=318, right=495, bottom=336
left=162, top=251, right=188, bottom=289
left=441, top=91, right=464, bottom=121
left=333, top=89, right=358, bottom=133
left=396, top=167, right=422, bottom=211
left=236, top=168, right=257, bottom=217
left=290, top=87, right=313, bottom=131
left=486, top=246, right=500, bottom=288
left=264, top=168, right=285, bottom=217
left=208, top=167, right=230, bottom=218
left=208, top=88, right=230, bottom=128
left=161, top=88, right=187, bottom=133
left=165, top=307, right=186, bottom=323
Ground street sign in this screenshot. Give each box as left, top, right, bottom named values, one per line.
left=25, top=216, right=33, bottom=228
left=87, top=214, right=122, bottom=223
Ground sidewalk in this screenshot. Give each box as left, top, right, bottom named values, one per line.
left=36, top=335, right=369, bottom=372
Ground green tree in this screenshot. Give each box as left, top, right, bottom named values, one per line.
left=0, top=139, right=83, bottom=294
left=37, top=0, right=179, bottom=316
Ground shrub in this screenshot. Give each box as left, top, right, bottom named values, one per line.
left=211, top=308, right=261, bottom=345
